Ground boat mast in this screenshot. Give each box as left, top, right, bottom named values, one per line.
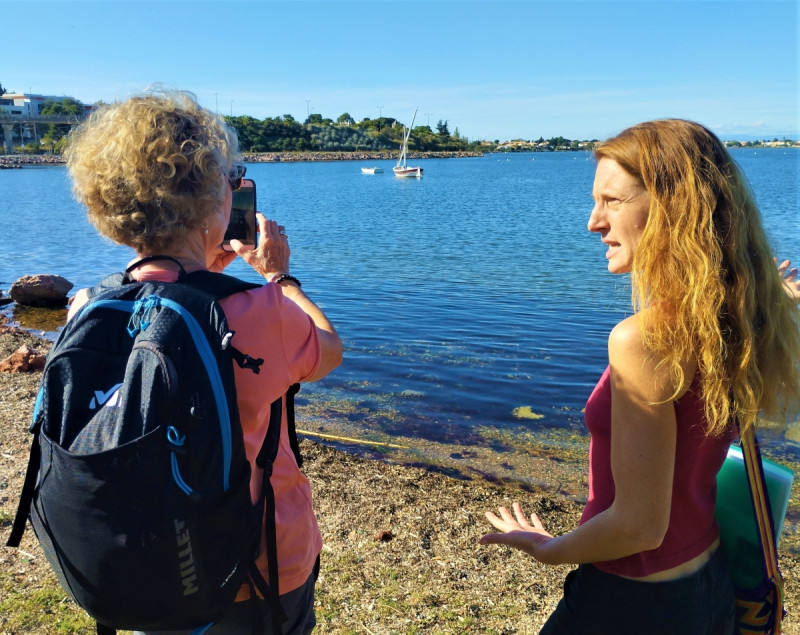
left=397, top=108, right=418, bottom=169
left=397, top=127, right=407, bottom=168
left=408, top=107, right=418, bottom=132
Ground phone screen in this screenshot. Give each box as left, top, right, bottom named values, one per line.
left=223, top=178, right=257, bottom=250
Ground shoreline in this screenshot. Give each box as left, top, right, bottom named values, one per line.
left=0, top=150, right=482, bottom=168
left=0, top=325, right=798, bottom=632
left=3, top=144, right=793, bottom=169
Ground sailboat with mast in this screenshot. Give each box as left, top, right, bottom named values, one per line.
left=393, top=108, right=424, bottom=178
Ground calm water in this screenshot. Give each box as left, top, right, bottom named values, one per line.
left=2, top=149, right=799, bottom=470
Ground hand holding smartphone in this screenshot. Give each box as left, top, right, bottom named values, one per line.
left=222, top=178, right=257, bottom=251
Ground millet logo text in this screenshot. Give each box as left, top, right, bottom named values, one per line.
left=174, top=519, right=198, bottom=596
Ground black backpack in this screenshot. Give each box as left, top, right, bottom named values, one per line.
left=7, top=256, right=300, bottom=634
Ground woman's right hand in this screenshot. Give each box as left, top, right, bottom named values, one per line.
left=232, top=213, right=290, bottom=281
left=480, top=502, right=555, bottom=561
left=777, top=258, right=800, bottom=305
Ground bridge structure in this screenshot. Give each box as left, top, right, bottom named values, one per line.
left=1, top=114, right=85, bottom=153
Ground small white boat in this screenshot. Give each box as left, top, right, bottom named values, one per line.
left=361, top=167, right=384, bottom=174
left=393, top=165, right=423, bottom=178
left=393, top=108, right=423, bottom=179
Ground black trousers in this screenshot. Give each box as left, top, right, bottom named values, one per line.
left=540, top=547, right=736, bottom=635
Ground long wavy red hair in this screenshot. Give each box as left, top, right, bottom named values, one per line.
left=595, top=119, right=800, bottom=435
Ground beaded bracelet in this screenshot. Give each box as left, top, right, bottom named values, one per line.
left=272, top=273, right=301, bottom=287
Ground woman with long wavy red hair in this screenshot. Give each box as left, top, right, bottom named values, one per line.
left=481, top=119, right=800, bottom=634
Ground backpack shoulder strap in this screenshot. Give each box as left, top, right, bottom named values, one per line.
left=251, top=397, right=289, bottom=633
left=86, top=255, right=191, bottom=300
left=6, top=432, right=41, bottom=547
left=286, top=384, right=303, bottom=468
left=185, top=270, right=262, bottom=301
left=85, top=272, right=126, bottom=300
left=88, top=266, right=263, bottom=303
left=184, top=271, right=265, bottom=374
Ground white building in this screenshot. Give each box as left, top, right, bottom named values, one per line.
left=0, top=92, right=96, bottom=149
left=0, top=92, right=94, bottom=117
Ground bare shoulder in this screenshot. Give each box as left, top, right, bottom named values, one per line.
left=608, top=314, right=646, bottom=357
left=608, top=313, right=696, bottom=402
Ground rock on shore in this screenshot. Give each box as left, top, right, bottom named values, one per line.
left=9, top=274, right=73, bottom=308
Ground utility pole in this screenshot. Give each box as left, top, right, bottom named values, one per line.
left=214, top=93, right=219, bottom=113
left=305, top=99, right=311, bottom=119
left=377, top=105, right=383, bottom=131
left=424, top=113, right=433, bottom=128
left=230, top=100, right=233, bottom=116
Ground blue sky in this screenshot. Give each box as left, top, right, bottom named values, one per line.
left=2, top=0, right=797, bottom=141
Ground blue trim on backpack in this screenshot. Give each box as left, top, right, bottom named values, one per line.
left=80, top=296, right=234, bottom=492
left=158, top=297, right=233, bottom=492
left=191, top=623, right=214, bottom=635
left=167, top=426, right=194, bottom=496
left=31, top=385, right=44, bottom=425
left=171, top=453, right=194, bottom=496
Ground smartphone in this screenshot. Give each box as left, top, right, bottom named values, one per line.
left=223, top=178, right=257, bottom=251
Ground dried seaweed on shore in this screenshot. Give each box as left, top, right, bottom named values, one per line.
left=1, top=329, right=798, bottom=633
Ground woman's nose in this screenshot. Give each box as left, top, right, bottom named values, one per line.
left=587, top=204, right=605, bottom=233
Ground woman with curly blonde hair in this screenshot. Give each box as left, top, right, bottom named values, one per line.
left=66, top=91, right=239, bottom=256
left=65, top=88, right=342, bottom=634
left=481, top=119, right=800, bottom=634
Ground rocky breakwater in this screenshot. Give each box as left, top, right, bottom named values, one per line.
left=1, top=150, right=482, bottom=168
left=243, top=150, right=483, bottom=162
left=0, top=154, right=65, bottom=168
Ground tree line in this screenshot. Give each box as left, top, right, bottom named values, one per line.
left=0, top=86, right=589, bottom=155
left=220, top=112, right=478, bottom=153
left=1, top=84, right=484, bottom=154
left=3, top=87, right=797, bottom=155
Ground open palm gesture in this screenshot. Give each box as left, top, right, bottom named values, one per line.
left=480, top=502, right=554, bottom=560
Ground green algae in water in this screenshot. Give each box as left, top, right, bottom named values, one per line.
left=512, top=406, right=544, bottom=420
left=11, top=305, right=67, bottom=334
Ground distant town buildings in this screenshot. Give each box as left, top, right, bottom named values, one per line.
left=0, top=92, right=96, bottom=151
left=493, top=137, right=799, bottom=152
left=724, top=139, right=800, bottom=148
left=495, top=139, right=595, bottom=152
left=0, top=92, right=94, bottom=117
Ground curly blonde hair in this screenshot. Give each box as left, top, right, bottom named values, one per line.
left=65, top=88, right=239, bottom=253
left=595, top=119, right=800, bottom=435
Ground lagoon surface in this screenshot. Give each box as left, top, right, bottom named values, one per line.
left=2, top=149, right=799, bottom=485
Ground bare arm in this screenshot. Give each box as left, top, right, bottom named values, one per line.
left=482, top=314, right=691, bottom=566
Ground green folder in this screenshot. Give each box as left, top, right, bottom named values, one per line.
left=714, top=445, right=794, bottom=589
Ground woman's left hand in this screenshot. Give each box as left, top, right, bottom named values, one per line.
left=480, top=502, right=554, bottom=559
